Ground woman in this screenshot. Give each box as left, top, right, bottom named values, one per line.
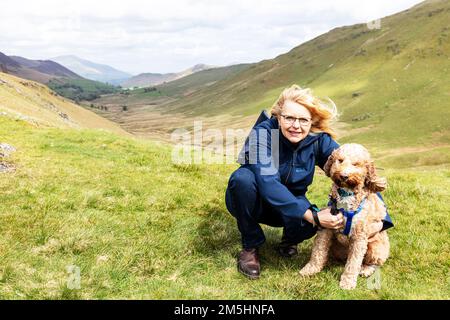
left=225, top=85, right=388, bottom=279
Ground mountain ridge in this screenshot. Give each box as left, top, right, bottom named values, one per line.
left=0, top=51, right=82, bottom=84
left=51, top=55, right=132, bottom=85
left=122, top=63, right=217, bottom=88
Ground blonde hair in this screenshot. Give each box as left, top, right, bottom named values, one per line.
left=270, top=84, right=338, bottom=139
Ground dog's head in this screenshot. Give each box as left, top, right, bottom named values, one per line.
left=323, top=143, right=386, bottom=192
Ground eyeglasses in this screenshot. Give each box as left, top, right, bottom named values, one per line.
left=280, top=114, right=312, bottom=126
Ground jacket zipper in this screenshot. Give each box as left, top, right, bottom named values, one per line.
left=284, top=151, right=297, bottom=184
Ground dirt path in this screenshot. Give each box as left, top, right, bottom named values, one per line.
left=376, top=145, right=449, bottom=159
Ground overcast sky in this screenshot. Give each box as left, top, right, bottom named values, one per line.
left=0, top=0, right=424, bottom=75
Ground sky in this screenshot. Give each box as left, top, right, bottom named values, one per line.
left=0, top=0, right=424, bottom=75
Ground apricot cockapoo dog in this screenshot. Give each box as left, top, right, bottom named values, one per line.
left=300, top=143, right=390, bottom=290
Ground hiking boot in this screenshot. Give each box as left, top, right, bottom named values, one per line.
left=279, top=229, right=299, bottom=258
left=277, top=243, right=298, bottom=258
left=237, top=248, right=260, bottom=279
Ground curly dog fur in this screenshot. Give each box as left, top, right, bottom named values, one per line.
left=299, top=143, right=390, bottom=289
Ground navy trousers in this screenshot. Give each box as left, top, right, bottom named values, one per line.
left=225, top=166, right=317, bottom=249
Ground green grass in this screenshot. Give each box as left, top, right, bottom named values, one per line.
left=0, top=116, right=448, bottom=299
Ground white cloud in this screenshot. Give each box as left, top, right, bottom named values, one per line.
left=0, top=0, right=424, bottom=74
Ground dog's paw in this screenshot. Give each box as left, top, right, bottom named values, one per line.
left=299, top=264, right=321, bottom=277
left=359, top=265, right=377, bottom=278
left=339, top=276, right=357, bottom=290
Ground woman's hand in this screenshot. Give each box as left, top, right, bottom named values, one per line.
left=304, top=207, right=344, bottom=229
left=317, top=207, right=344, bottom=229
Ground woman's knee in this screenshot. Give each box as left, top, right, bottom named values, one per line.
left=227, top=167, right=257, bottom=192
left=296, top=221, right=317, bottom=242
left=283, top=219, right=317, bottom=244
left=225, top=167, right=262, bottom=222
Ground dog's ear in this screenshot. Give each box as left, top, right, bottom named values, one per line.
left=365, top=160, right=387, bottom=192
left=323, top=151, right=336, bottom=177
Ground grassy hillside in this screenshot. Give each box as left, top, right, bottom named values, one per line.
left=0, top=52, right=121, bottom=103
left=96, top=63, right=251, bottom=107
left=0, top=115, right=448, bottom=299
left=129, top=64, right=250, bottom=97
left=93, top=0, right=450, bottom=166
left=1, top=0, right=448, bottom=300
left=0, top=72, right=129, bottom=136
left=91, top=63, right=254, bottom=140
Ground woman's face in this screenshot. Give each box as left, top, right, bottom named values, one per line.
left=277, top=100, right=312, bottom=144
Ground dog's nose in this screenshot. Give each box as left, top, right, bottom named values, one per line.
left=340, top=174, right=349, bottom=181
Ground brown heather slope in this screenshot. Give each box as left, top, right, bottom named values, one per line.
left=0, top=52, right=82, bottom=84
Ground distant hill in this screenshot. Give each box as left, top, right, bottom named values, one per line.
left=0, top=71, right=129, bottom=135
left=122, top=64, right=216, bottom=88
left=0, top=52, right=81, bottom=83
left=0, top=52, right=122, bottom=102
left=145, top=63, right=251, bottom=98
left=52, top=55, right=132, bottom=85
left=96, top=63, right=251, bottom=107
left=0, top=52, right=21, bottom=70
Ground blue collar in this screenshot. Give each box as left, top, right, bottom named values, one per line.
left=337, top=188, right=355, bottom=198
left=328, top=196, right=366, bottom=236
left=340, top=198, right=366, bottom=235
left=329, top=193, right=387, bottom=236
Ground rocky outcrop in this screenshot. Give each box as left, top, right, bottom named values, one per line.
left=0, top=143, right=16, bottom=173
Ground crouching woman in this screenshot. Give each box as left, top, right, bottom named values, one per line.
left=225, top=85, right=345, bottom=279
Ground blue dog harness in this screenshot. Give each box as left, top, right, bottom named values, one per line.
left=328, top=190, right=387, bottom=236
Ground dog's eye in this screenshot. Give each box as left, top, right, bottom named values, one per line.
left=337, top=159, right=343, bottom=164
left=352, top=161, right=361, bottom=166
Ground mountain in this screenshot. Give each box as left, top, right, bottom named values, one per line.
left=95, top=62, right=250, bottom=109
left=121, top=72, right=176, bottom=88
left=93, top=0, right=450, bottom=168
left=0, top=52, right=81, bottom=83
left=0, top=52, right=20, bottom=70
left=141, top=63, right=250, bottom=98
left=0, top=52, right=122, bottom=102
left=0, top=71, right=128, bottom=135
left=52, top=55, right=132, bottom=85
left=121, top=63, right=216, bottom=88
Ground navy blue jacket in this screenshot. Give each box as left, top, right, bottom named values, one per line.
left=240, top=115, right=338, bottom=220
